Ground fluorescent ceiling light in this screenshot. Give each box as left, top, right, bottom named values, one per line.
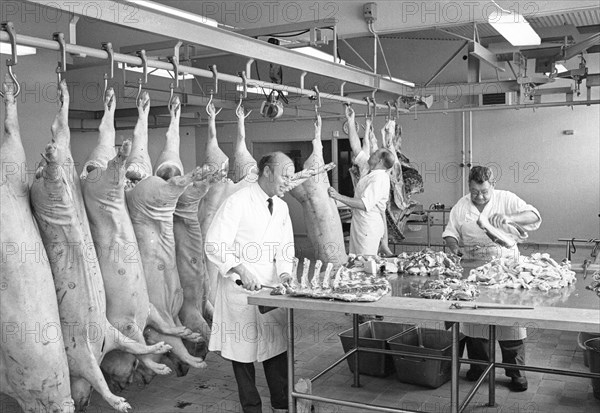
left=555, top=63, right=568, bottom=73
left=118, top=62, right=192, bottom=80
left=386, top=76, right=415, bottom=88
left=236, top=85, right=288, bottom=96
left=294, top=46, right=345, bottom=65
left=488, top=12, right=541, bottom=46
left=0, top=42, right=36, bottom=56
left=125, top=0, right=218, bottom=27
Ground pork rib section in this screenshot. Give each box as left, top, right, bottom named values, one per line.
left=0, top=74, right=74, bottom=413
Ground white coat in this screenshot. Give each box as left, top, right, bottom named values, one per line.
left=205, top=183, right=294, bottom=362
left=349, top=151, right=391, bottom=256
left=443, top=189, right=541, bottom=340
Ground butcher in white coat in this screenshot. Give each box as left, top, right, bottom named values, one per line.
left=205, top=152, right=295, bottom=413
left=327, top=148, right=395, bottom=255
left=443, top=165, right=541, bottom=392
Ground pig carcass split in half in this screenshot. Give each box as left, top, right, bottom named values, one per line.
left=288, top=114, right=348, bottom=267
left=0, top=75, right=75, bottom=412
left=29, top=81, right=169, bottom=412
left=80, top=88, right=173, bottom=392
left=124, top=92, right=210, bottom=381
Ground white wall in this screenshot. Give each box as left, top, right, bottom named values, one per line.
left=205, top=103, right=599, bottom=244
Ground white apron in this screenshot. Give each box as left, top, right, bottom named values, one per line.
left=349, top=169, right=389, bottom=256
left=206, top=185, right=293, bottom=362
left=459, top=205, right=527, bottom=341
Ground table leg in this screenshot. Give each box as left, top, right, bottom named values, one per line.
left=488, top=325, right=496, bottom=407
left=288, top=308, right=295, bottom=413
left=352, top=313, right=361, bottom=388
left=451, top=322, right=459, bottom=413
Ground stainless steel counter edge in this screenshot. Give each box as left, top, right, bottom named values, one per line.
left=248, top=292, right=600, bottom=333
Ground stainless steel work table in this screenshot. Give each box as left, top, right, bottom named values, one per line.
left=248, top=264, right=600, bottom=413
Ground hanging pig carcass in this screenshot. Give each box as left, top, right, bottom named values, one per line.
left=0, top=75, right=74, bottom=413
left=289, top=115, right=347, bottom=267
left=124, top=92, right=209, bottom=375
left=159, top=96, right=221, bottom=364
left=80, top=88, right=173, bottom=392
left=198, top=103, right=237, bottom=306
left=29, top=81, right=169, bottom=412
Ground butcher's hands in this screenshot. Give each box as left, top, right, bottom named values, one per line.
left=279, top=272, right=293, bottom=285
left=234, top=265, right=262, bottom=291
left=489, top=213, right=508, bottom=228
left=327, top=187, right=339, bottom=200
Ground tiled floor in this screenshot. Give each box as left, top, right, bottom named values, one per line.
left=3, top=309, right=598, bottom=413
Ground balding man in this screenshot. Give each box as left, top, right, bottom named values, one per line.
left=205, top=152, right=295, bottom=413
left=443, top=165, right=541, bottom=392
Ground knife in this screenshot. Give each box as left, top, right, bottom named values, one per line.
left=235, top=279, right=277, bottom=290
left=450, top=302, right=534, bottom=310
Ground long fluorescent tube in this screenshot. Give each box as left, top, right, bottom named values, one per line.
left=236, top=85, right=288, bottom=96
left=294, top=46, right=345, bottom=65
left=292, top=47, right=414, bottom=87
left=386, top=76, right=415, bottom=88
left=124, top=0, right=218, bottom=27
left=118, top=62, right=192, bottom=80
left=0, top=42, right=37, bottom=56
left=488, top=11, right=541, bottom=46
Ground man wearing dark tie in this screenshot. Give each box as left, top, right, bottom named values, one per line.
left=205, top=152, right=295, bottom=413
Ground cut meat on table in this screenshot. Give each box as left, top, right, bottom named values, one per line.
left=468, top=253, right=576, bottom=291
left=0, top=75, right=74, bottom=413
left=275, top=258, right=390, bottom=302
left=396, top=249, right=463, bottom=277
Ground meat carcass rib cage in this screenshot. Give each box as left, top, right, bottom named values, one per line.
left=276, top=258, right=391, bottom=302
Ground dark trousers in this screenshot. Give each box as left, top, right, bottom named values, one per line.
left=231, top=351, right=288, bottom=413
left=466, top=337, right=526, bottom=378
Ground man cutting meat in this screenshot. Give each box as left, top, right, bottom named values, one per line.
left=443, top=165, right=541, bottom=392
left=205, top=152, right=295, bottom=413
left=327, top=147, right=395, bottom=256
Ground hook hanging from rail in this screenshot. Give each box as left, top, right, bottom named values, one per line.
left=134, top=50, right=147, bottom=105
left=386, top=101, right=393, bottom=120
left=168, top=55, right=180, bottom=89
left=208, top=65, right=218, bottom=95
left=0, top=22, right=21, bottom=98
left=167, top=83, right=175, bottom=112
left=312, top=85, right=321, bottom=118
left=370, top=95, right=377, bottom=120
left=136, top=50, right=148, bottom=84
left=53, top=32, right=66, bottom=85
left=101, top=42, right=114, bottom=98
left=240, top=70, right=248, bottom=99
left=363, top=96, right=371, bottom=119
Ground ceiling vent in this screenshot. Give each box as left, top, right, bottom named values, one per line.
left=480, top=92, right=517, bottom=105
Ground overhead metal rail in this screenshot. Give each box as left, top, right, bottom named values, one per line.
left=0, top=30, right=400, bottom=112
left=23, top=0, right=413, bottom=97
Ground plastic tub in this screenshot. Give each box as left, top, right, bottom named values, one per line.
left=388, top=327, right=464, bottom=388
left=584, top=337, right=600, bottom=400
left=578, top=332, right=600, bottom=367
left=338, top=321, right=416, bottom=377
